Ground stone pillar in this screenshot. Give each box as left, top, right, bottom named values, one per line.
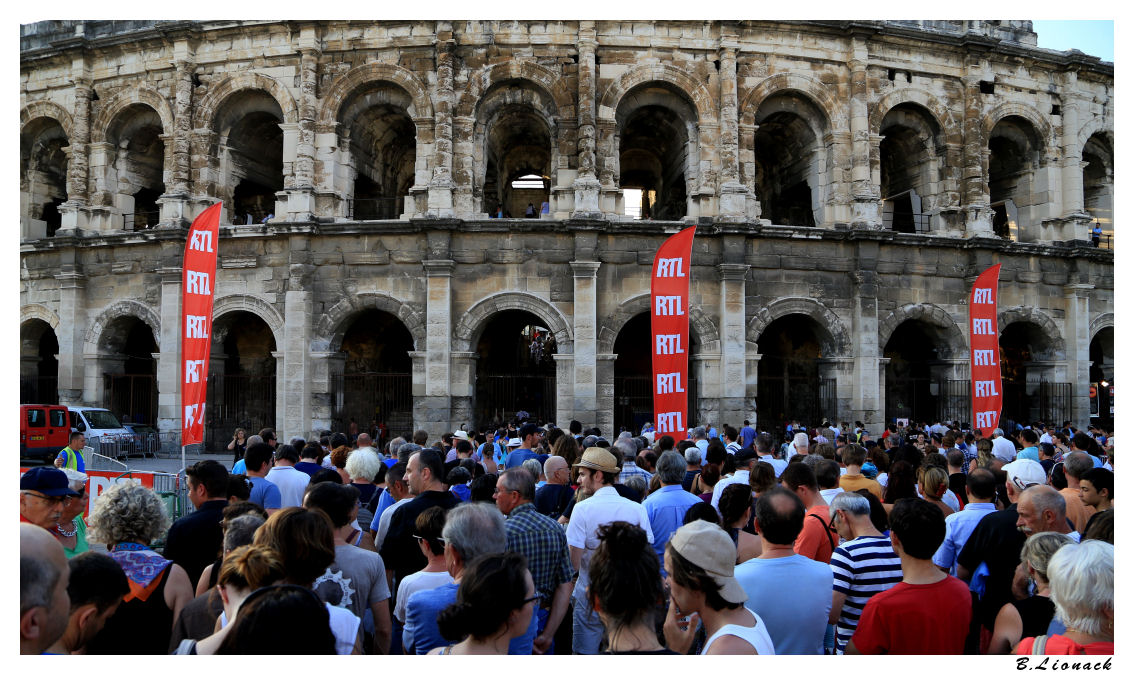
left=596, top=120, right=620, bottom=214
left=449, top=352, right=477, bottom=435
left=428, top=25, right=456, bottom=217
left=1065, top=284, right=1093, bottom=427
left=849, top=37, right=881, bottom=228
left=745, top=353, right=761, bottom=426
left=160, top=52, right=195, bottom=227
left=156, top=266, right=183, bottom=436
left=850, top=243, right=882, bottom=428
left=717, top=37, right=747, bottom=221
left=1058, top=80, right=1092, bottom=242
left=572, top=21, right=602, bottom=218
left=422, top=259, right=455, bottom=434
left=282, top=261, right=313, bottom=440
left=961, top=54, right=994, bottom=236
left=553, top=354, right=577, bottom=429
left=53, top=268, right=87, bottom=406
left=717, top=263, right=748, bottom=424
left=596, top=353, right=616, bottom=436
left=310, top=351, right=345, bottom=433
left=571, top=260, right=601, bottom=423
left=58, top=76, right=93, bottom=234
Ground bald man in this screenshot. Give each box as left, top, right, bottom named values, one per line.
left=21, top=523, right=71, bottom=654
left=356, top=433, right=375, bottom=451
left=534, top=455, right=573, bottom=520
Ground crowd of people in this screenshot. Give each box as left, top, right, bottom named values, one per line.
left=20, top=416, right=1114, bottom=656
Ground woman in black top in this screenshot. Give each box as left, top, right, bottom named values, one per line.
left=228, top=427, right=248, bottom=466
left=588, top=521, right=676, bottom=654
left=988, top=531, right=1075, bottom=654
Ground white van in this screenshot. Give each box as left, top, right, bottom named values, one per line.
left=67, top=406, right=136, bottom=447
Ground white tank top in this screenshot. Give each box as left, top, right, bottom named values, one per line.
left=700, top=608, right=776, bottom=655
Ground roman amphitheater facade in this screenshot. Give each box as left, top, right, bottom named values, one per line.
left=20, top=20, right=1114, bottom=445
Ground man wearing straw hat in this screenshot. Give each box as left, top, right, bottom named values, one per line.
left=565, top=446, right=653, bottom=653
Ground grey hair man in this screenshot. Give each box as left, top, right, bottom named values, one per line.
left=21, top=523, right=71, bottom=654
left=643, top=450, right=703, bottom=564
left=1016, top=485, right=1078, bottom=540
left=826, top=491, right=903, bottom=654
left=788, top=432, right=810, bottom=461
left=402, top=502, right=540, bottom=654
left=494, top=468, right=574, bottom=654
left=616, top=437, right=653, bottom=484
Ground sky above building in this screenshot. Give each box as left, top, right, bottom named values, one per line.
left=1030, top=20, right=1113, bottom=62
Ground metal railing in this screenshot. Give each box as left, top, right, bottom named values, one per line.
left=348, top=197, right=401, bottom=220
left=124, top=210, right=160, bottom=231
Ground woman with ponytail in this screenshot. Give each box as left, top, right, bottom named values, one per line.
left=587, top=521, right=674, bottom=654
left=918, top=466, right=955, bottom=517
left=428, top=552, right=536, bottom=654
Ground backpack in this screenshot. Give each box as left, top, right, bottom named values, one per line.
left=356, top=487, right=383, bottom=533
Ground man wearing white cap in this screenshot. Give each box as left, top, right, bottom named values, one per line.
left=565, top=447, right=653, bottom=654
left=662, top=520, right=776, bottom=655
left=956, top=458, right=1044, bottom=632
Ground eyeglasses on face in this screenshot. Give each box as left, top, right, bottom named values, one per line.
left=522, top=593, right=543, bottom=606
left=21, top=491, right=66, bottom=505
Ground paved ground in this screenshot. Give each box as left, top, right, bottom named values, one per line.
left=21, top=451, right=235, bottom=475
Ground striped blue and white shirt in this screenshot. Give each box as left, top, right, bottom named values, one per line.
left=828, top=534, right=903, bottom=654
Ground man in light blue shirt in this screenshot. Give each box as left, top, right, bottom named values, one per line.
left=932, top=468, right=998, bottom=574
left=753, top=432, right=787, bottom=478
left=643, top=451, right=703, bottom=564
left=735, top=486, right=832, bottom=655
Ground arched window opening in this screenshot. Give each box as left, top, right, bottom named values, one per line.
left=334, top=310, right=414, bottom=440
left=756, top=316, right=834, bottom=428
left=752, top=94, right=828, bottom=227
left=214, top=91, right=285, bottom=225
left=207, top=311, right=277, bottom=452
left=988, top=116, right=1042, bottom=241
left=879, top=104, right=941, bottom=234
left=474, top=310, right=557, bottom=428
left=21, top=117, right=69, bottom=238
left=612, top=312, right=698, bottom=434
left=1089, top=327, right=1113, bottom=425
left=1082, top=133, right=1113, bottom=248
left=344, top=87, right=416, bottom=220
left=99, top=317, right=157, bottom=427
left=106, top=104, right=165, bottom=231
left=618, top=93, right=691, bottom=220
left=483, top=105, right=551, bottom=218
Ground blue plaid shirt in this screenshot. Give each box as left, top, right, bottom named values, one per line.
left=618, top=462, right=654, bottom=485
left=504, top=503, right=574, bottom=599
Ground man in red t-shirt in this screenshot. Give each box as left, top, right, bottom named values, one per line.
left=781, top=462, right=836, bottom=563
left=848, top=498, right=971, bottom=655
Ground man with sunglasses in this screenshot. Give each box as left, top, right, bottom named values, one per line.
left=495, top=468, right=573, bottom=654
left=20, top=466, right=79, bottom=529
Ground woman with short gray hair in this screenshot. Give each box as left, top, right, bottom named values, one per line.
left=1015, top=539, right=1113, bottom=655
left=85, top=481, right=194, bottom=654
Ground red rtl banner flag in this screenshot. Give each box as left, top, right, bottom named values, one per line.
left=651, top=226, right=697, bottom=443
left=180, top=203, right=222, bottom=446
left=969, top=264, right=1002, bottom=437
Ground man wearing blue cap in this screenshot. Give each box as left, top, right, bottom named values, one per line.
left=20, top=466, right=80, bottom=530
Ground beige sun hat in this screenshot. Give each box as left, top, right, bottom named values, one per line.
left=668, top=519, right=748, bottom=604
left=572, top=447, right=622, bottom=474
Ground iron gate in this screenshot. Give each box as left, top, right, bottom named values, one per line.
left=102, top=373, right=157, bottom=424
left=757, top=376, right=837, bottom=429
left=476, top=374, right=557, bottom=427
left=613, top=374, right=700, bottom=434
left=205, top=374, right=276, bottom=453
left=20, top=376, right=58, bottom=404
left=330, top=373, right=413, bottom=440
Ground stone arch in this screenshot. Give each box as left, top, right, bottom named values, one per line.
left=314, top=293, right=426, bottom=353
left=456, top=61, right=576, bottom=121
left=20, top=100, right=74, bottom=140
left=20, top=304, right=60, bottom=333
left=83, top=300, right=162, bottom=355
left=746, top=297, right=851, bottom=357
left=212, top=294, right=286, bottom=351
left=453, top=292, right=573, bottom=354
left=91, top=85, right=175, bottom=144
left=870, top=88, right=961, bottom=144
left=1077, top=114, right=1114, bottom=151
left=739, top=73, right=842, bottom=131
left=1089, top=312, right=1113, bottom=340
left=878, top=303, right=967, bottom=359
left=597, top=293, right=720, bottom=355
left=997, top=306, right=1066, bottom=359
left=983, top=102, right=1053, bottom=157
left=597, top=63, right=718, bottom=125
left=317, top=63, right=434, bottom=128
left=191, top=72, right=299, bottom=130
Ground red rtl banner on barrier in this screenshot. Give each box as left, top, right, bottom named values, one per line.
left=180, top=203, right=222, bottom=446
left=969, top=264, right=1002, bottom=437
left=651, top=226, right=697, bottom=442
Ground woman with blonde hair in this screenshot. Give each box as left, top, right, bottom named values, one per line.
left=85, top=481, right=194, bottom=654
left=989, top=532, right=1075, bottom=654
left=918, top=466, right=955, bottom=517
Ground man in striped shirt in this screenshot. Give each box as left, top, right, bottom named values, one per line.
left=826, top=491, right=903, bottom=654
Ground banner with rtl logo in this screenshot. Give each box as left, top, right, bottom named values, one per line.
left=651, top=226, right=696, bottom=442
left=180, top=203, right=222, bottom=446
left=969, top=264, right=1002, bottom=436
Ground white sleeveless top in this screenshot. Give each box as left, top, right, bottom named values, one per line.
left=700, top=608, right=776, bottom=655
